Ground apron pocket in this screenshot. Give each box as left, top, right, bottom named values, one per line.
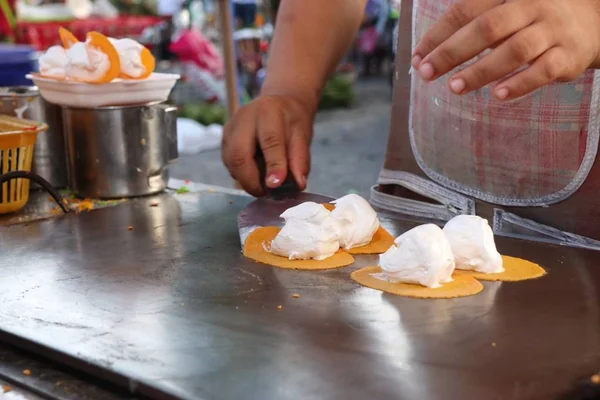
left=371, top=170, right=475, bottom=222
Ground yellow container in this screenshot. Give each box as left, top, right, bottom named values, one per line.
left=0, top=115, right=48, bottom=214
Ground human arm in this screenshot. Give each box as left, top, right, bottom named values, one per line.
left=222, top=0, right=367, bottom=196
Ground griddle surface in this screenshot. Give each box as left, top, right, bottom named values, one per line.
left=1, top=192, right=599, bottom=400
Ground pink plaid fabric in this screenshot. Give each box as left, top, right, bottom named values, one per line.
left=411, top=0, right=595, bottom=202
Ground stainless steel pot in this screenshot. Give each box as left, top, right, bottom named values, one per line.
left=0, top=86, right=67, bottom=189
left=62, top=103, right=178, bottom=199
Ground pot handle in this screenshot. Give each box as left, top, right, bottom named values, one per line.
left=157, top=104, right=179, bottom=163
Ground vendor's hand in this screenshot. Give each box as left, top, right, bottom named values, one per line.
left=222, top=95, right=315, bottom=197
left=412, top=0, right=600, bottom=100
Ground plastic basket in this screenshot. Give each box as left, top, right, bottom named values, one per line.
left=0, top=115, right=47, bottom=214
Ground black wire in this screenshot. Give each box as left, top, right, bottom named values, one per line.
left=0, top=171, right=70, bottom=214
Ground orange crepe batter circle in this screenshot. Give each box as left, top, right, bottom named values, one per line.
left=453, top=255, right=546, bottom=282
left=346, top=227, right=395, bottom=255
left=351, top=266, right=484, bottom=299
left=243, top=226, right=355, bottom=270
left=322, top=203, right=394, bottom=255
left=322, top=203, right=336, bottom=211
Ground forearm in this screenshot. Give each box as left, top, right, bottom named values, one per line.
left=261, top=0, right=367, bottom=111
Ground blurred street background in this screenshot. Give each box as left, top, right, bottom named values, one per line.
left=1, top=0, right=399, bottom=197
left=171, top=77, right=392, bottom=198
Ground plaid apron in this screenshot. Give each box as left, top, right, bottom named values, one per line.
left=372, top=0, right=600, bottom=249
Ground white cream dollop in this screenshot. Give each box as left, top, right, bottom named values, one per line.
left=109, top=38, right=146, bottom=78
left=443, top=215, right=504, bottom=273
left=377, top=224, right=455, bottom=288
left=270, top=202, right=341, bottom=261
left=331, top=194, right=380, bottom=249
left=65, top=42, right=110, bottom=82
left=39, top=46, right=68, bottom=79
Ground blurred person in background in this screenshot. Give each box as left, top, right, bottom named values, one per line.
left=373, top=0, right=397, bottom=77
left=269, top=0, right=279, bottom=22
left=233, top=0, right=258, bottom=28
left=357, top=0, right=395, bottom=77
left=157, top=0, right=185, bottom=16
left=155, top=0, right=186, bottom=60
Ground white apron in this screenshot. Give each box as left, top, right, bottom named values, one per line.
left=371, top=0, right=600, bottom=250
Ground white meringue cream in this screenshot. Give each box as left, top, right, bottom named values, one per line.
left=38, top=46, right=68, bottom=79
left=65, top=42, right=110, bottom=82
left=377, top=224, right=455, bottom=288
left=443, top=215, right=504, bottom=273
left=270, top=202, right=341, bottom=260
left=331, top=194, right=380, bottom=249
left=109, top=38, right=146, bottom=78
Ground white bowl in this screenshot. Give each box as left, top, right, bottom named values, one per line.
left=26, top=73, right=181, bottom=108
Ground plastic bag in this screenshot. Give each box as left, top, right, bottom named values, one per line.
left=181, top=62, right=227, bottom=104
left=170, top=29, right=224, bottom=78
left=177, top=118, right=223, bottom=155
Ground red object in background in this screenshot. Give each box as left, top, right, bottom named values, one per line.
left=0, top=0, right=16, bottom=38
left=259, top=39, right=268, bottom=54
left=13, top=15, right=168, bottom=51
left=169, top=29, right=224, bottom=78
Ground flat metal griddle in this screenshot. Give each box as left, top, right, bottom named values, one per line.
left=1, top=191, right=599, bottom=400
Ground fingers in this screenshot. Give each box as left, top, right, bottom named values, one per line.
left=257, top=102, right=288, bottom=189
left=412, top=0, right=503, bottom=72
left=448, top=22, right=552, bottom=94
left=287, top=123, right=311, bottom=191
left=223, top=95, right=315, bottom=196
left=222, top=109, right=264, bottom=197
left=417, top=1, right=537, bottom=81
left=492, top=47, right=573, bottom=100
